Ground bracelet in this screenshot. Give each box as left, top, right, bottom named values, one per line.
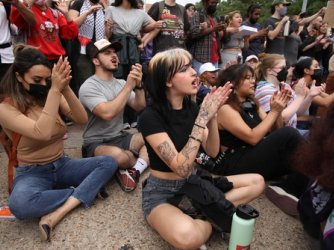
left=189, top=135, right=202, bottom=143
left=194, top=123, right=206, bottom=129
left=134, top=84, right=144, bottom=90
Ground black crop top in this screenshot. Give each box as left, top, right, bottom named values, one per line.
left=219, top=103, right=262, bottom=149
left=138, top=103, right=199, bottom=172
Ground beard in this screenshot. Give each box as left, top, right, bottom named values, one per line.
left=249, top=18, right=258, bottom=24
left=99, top=60, right=118, bottom=73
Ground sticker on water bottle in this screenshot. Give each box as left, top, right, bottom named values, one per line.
left=236, top=245, right=250, bottom=250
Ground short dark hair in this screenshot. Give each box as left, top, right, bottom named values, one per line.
left=246, top=3, right=261, bottom=17
left=185, top=3, right=195, bottom=10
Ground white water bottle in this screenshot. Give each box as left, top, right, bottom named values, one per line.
left=228, top=204, right=259, bottom=250
left=283, top=20, right=290, bottom=36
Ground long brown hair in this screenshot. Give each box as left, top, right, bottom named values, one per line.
left=0, top=44, right=51, bottom=112
left=217, top=64, right=258, bottom=113
left=294, top=104, right=334, bottom=191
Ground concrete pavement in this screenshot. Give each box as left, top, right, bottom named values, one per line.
left=0, top=125, right=316, bottom=249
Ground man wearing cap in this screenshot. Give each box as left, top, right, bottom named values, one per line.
left=264, top=0, right=291, bottom=55
left=79, top=39, right=149, bottom=193
left=196, top=62, right=219, bottom=105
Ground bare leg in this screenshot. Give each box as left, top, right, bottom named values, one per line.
left=147, top=203, right=212, bottom=250
left=129, top=133, right=149, bottom=163
left=94, top=145, right=136, bottom=169
left=225, top=174, right=265, bottom=206
left=39, top=196, right=80, bottom=241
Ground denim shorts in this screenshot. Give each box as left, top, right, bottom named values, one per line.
left=142, top=175, right=186, bottom=219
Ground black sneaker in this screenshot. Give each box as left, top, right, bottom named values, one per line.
left=265, top=182, right=299, bottom=216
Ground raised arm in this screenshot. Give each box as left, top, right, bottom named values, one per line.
left=0, top=58, right=71, bottom=140
left=218, top=90, right=289, bottom=146
left=267, top=16, right=289, bottom=40
left=9, top=0, right=36, bottom=26
left=146, top=85, right=232, bottom=178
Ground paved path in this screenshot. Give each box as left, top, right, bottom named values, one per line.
left=0, top=125, right=315, bottom=249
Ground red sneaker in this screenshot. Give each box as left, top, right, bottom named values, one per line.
left=116, top=168, right=140, bottom=192
left=0, top=206, right=15, bottom=219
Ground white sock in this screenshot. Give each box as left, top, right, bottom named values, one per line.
left=133, top=158, right=148, bottom=174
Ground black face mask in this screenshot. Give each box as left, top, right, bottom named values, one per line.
left=206, top=5, right=217, bottom=15
left=276, top=68, right=288, bottom=82
left=311, top=69, right=323, bottom=83
left=26, top=82, right=51, bottom=100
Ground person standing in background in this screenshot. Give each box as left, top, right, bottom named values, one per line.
left=188, top=0, right=225, bottom=73
left=264, top=0, right=291, bottom=55
left=146, top=0, right=190, bottom=56
left=68, top=0, right=105, bottom=94
left=242, top=3, right=268, bottom=59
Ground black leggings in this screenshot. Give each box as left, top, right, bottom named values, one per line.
left=222, top=127, right=302, bottom=180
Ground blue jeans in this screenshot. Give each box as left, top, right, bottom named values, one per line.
left=9, top=155, right=117, bottom=219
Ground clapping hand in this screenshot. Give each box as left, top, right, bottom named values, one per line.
left=199, top=83, right=233, bottom=124
left=270, top=89, right=291, bottom=114
left=127, top=63, right=143, bottom=89
left=51, top=57, right=71, bottom=92
left=308, top=81, right=325, bottom=98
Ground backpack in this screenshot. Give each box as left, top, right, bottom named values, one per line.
left=0, top=98, right=22, bottom=194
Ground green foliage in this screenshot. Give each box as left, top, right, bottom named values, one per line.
left=195, top=0, right=327, bottom=25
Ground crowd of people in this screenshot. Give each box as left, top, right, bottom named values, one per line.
left=0, top=0, right=334, bottom=248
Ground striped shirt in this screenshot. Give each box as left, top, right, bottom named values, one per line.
left=255, top=80, right=297, bottom=128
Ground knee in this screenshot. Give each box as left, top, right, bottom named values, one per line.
left=9, top=190, right=34, bottom=219
left=170, top=223, right=203, bottom=249
left=281, top=127, right=302, bottom=141
left=95, top=156, right=118, bottom=173
left=250, top=174, right=265, bottom=194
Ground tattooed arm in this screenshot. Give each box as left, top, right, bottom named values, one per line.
left=144, top=85, right=233, bottom=178
left=145, top=131, right=203, bottom=178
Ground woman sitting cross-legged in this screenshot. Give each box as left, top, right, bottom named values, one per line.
left=214, top=64, right=309, bottom=216
left=138, top=48, right=264, bottom=250
left=0, top=45, right=117, bottom=241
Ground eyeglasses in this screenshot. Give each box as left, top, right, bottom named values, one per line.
left=244, top=75, right=256, bottom=81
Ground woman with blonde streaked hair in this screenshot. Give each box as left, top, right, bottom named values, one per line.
left=138, top=48, right=264, bottom=249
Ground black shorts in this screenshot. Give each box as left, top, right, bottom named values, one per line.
left=82, top=131, right=133, bottom=158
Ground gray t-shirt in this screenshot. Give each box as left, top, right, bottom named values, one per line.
left=264, top=17, right=285, bottom=55
left=104, top=6, right=152, bottom=36
left=79, top=75, right=135, bottom=143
